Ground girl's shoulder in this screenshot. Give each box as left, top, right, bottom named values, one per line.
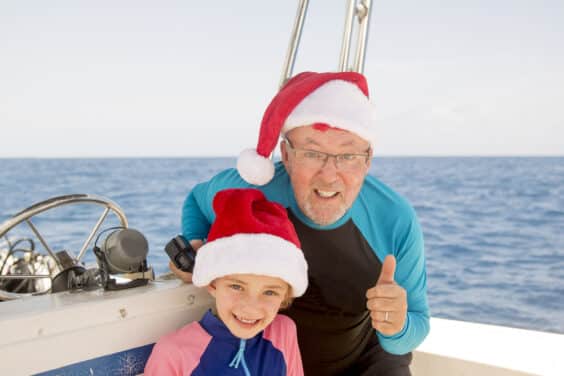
left=270, top=313, right=296, bottom=327
left=155, top=321, right=211, bottom=351
left=145, top=322, right=211, bottom=375
left=263, top=314, right=298, bottom=342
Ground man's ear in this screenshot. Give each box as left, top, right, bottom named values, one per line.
left=206, top=281, right=217, bottom=298
left=365, top=147, right=373, bottom=170
left=280, top=140, right=291, bottom=170
left=280, top=140, right=288, bottom=160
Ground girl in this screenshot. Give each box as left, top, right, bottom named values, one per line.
left=145, top=188, right=308, bottom=376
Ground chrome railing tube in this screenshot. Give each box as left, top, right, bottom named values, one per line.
left=280, top=0, right=310, bottom=88
left=339, top=0, right=356, bottom=71
left=353, top=0, right=372, bottom=73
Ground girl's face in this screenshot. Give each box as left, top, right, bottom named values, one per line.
left=207, top=273, right=290, bottom=339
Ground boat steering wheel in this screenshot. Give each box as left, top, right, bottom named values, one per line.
left=0, top=194, right=128, bottom=300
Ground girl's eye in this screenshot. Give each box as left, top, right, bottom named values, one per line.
left=229, top=284, right=243, bottom=291
left=264, top=290, right=279, bottom=297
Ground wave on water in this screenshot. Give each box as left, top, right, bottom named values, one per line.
left=1, top=157, right=563, bottom=334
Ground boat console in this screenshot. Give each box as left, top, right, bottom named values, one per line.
left=0, top=194, right=153, bottom=301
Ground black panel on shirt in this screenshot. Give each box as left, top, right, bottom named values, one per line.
left=284, top=209, right=384, bottom=375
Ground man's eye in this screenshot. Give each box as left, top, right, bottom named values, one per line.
left=303, top=151, right=323, bottom=159
left=339, top=154, right=357, bottom=161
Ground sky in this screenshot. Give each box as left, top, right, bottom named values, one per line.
left=0, top=0, right=563, bottom=157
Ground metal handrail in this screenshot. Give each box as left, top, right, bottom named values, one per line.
left=0, top=274, right=51, bottom=280
left=0, top=194, right=128, bottom=265
left=0, top=194, right=127, bottom=236
left=280, top=0, right=310, bottom=88
left=280, top=0, right=373, bottom=87
left=344, top=0, right=372, bottom=73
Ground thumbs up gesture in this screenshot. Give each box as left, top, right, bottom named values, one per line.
left=365, top=255, right=407, bottom=336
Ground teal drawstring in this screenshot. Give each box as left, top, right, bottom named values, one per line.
left=229, top=339, right=251, bottom=376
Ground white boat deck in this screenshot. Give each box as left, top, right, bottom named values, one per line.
left=0, top=277, right=214, bottom=375
left=1, top=278, right=562, bottom=375
left=413, top=317, right=563, bottom=375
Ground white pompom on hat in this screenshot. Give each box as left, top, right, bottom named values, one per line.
left=192, top=188, right=308, bottom=297
left=236, top=71, right=377, bottom=186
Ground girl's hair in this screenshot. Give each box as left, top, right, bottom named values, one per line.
left=279, top=286, right=294, bottom=311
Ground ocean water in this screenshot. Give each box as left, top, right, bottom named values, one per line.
left=1, top=157, right=563, bottom=334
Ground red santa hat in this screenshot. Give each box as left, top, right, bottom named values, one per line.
left=237, top=71, right=377, bottom=185
left=192, top=188, right=308, bottom=297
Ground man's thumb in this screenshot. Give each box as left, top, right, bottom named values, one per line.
left=377, top=255, right=396, bottom=284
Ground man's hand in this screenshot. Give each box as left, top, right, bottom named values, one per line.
left=169, top=239, right=203, bottom=283
left=366, top=255, right=407, bottom=336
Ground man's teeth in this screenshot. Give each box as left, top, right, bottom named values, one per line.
left=316, top=190, right=337, bottom=198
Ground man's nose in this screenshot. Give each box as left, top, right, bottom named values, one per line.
left=318, top=155, right=340, bottom=177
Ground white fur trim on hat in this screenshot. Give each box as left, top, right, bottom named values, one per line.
left=192, top=233, right=308, bottom=297
left=237, top=148, right=275, bottom=186
left=282, top=80, right=377, bottom=145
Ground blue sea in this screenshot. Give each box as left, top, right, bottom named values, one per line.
left=1, top=157, right=563, bottom=334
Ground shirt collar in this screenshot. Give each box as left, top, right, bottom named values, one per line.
left=199, top=310, right=261, bottom=345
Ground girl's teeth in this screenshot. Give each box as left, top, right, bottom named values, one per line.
left=237, top=316, right=258, bottom=324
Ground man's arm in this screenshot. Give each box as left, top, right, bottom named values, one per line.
left=181, top=183, right=213, bottom=240
left=374, top=213, right=430, bottom=354
left=179, top=164, right=290, bottom=239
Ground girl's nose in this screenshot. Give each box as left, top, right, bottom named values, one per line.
left=238, top=294, right=262, bottom=312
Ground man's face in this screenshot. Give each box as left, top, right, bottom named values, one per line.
left=207, top=274, right=290, bottom=339
left=281, top=125, right=372, bottom=226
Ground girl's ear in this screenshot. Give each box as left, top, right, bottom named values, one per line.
left=279, top=285, right=293, bottom=311
left=279, top=297, right=292, bottom=311
left=206, top=281, right=217, bottom=298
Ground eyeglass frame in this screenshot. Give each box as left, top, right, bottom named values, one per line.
left=283, top=136, right=372, bottom=171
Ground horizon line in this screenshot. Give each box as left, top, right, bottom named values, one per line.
left=1, top=154, right=563, bottom=159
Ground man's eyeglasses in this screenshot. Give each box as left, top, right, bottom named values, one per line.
left=284, top=138, right=371, bottom=172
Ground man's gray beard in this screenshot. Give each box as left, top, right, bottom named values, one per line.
left=302, top=200, right=347, bottom=226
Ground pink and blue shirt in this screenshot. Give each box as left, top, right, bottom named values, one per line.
left=144, top=310, right=304, bottom=376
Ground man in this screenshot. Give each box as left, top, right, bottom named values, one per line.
left=171, top=71, right=429, bottom=375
